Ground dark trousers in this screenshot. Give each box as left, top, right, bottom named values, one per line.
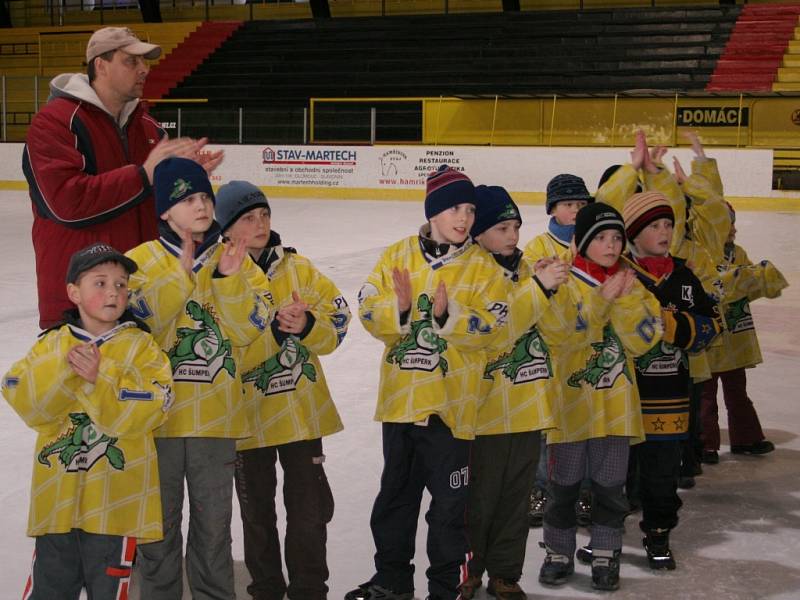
left=370, top=416, right=471, bottom=600
left=634, top=440, right=683, bottom=532
left=700, top=368, right=766, bottom=450
left=25, top=530, right=136, bottom=600
left=680, top=381, right=704, bottom=477
left=234, top=439, right=334, bottom=600
left=467, top=430, right=540, bottom=581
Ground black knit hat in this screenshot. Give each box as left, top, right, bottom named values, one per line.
left=470, top=185, right=521, bottom=238
left=574, top=202, right=626, bottom=257
left=546, top=173, right=593, bottom=214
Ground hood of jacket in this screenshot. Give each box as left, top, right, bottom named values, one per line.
left=49, top=72, right=141, bottom=127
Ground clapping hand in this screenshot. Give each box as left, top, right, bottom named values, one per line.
left=276, top=291, right=309, bottom=334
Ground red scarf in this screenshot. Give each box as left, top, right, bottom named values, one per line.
left=573, top=254, right=620, bottom=283
left=636, top=255, right=674, bottom=279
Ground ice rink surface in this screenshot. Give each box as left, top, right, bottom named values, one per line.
left=0, top=192, right=798, bottom=600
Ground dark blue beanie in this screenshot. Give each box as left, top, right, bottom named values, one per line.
left=545, top=173, right=593, bottom=214
left=154, top=158, right=214, bottom=217
left=471, top=185, right=521, bottom=238
left=424, top=164, right=475, bottom=220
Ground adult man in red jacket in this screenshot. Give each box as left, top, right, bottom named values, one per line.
left=23, top=27, right=221, bottom=328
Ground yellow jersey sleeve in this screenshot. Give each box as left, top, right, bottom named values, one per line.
left=126, top=242, right=196, bottom=336
left=595, top=163, right=639, bottom=213
left=2, top=332, right=79, bottom=435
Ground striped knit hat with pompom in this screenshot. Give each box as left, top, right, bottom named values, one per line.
left=622, top=191, right=674, bottom=241
left=424, top=164, right=475, bottom=219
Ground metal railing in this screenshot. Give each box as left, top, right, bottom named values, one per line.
left=2, top=0, right=751, bottom=27
left=4, top=0, right=300, bottom=27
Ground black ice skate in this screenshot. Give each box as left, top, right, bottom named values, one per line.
left=538, top=542, right=574, bottom=586
left=344, top=582, right=413, bottom=600
left=591, top=549, right=621, bottom=591
left=643, top=529, right=676, bottom=570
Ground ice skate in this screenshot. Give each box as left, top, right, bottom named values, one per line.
left=591, top=549, right=621, bottom=591
left=643, top=529, right=676, bottom=570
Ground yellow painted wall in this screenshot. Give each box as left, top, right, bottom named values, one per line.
left=418, top=96, right=800, bottom=149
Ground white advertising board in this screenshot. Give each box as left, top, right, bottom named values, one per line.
left=1, top=142, right=775, bottom=198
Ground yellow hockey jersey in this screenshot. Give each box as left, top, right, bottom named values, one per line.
left=476, top=254, right=575, bottom=435
left=2, top=318, right=173, bottom=542
left=126, top=238, right=273, bottom=439
left=539, top=266, right=663, bottom=444
left=707, top=245, right=789, bottom=372
left=523, top=231, right=572, bottom=264
left=358, top=231, right=509, bottom=440
left=237, top=245, right=349, bottom=450
left=682, top=158, right=731, bottom=265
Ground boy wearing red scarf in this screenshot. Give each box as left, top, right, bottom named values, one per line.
left=537, top=203, right=662, bottom=591
left=620, top=191, right=721, bottom=570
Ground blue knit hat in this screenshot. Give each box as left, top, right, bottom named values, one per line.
left=154, top=158, right=214, bottom=217
left=424, top=164, right=475, bottom=220
left=545, top=174, right=593, bottom=214
left=215, top=181, right=270, bottom=232
left=471, top=185, right=521, bottom=238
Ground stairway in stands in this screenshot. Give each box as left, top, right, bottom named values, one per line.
left=707, top=2, right=800, bottom=92
left=143, top=21, right=243, bottom=100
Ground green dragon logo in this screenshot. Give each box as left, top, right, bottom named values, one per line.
left=568, top=325, right=631, bottom=389
left=484, top=327, right=552, bottom=384
left=635, top=341, right=687, bottom=376
left=169, top=300, right=235, bottom=383
left=170, top=178, right=193, bottom=201
left=242, top=337, right=317, bottom=396
left=725, top=297, right=754, bottom=334
left=497, top=203, right=520, bottom=221
left=386, top=294, right=448, bottom=376
left=38, top=413, right=124, bottom=472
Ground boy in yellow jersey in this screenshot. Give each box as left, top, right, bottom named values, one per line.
left=2, top=243, right=173, bottom=599
left=460, top=185, right=571, bottom=600
left=523, top=173, right=593, bottom=264
left=347, top=165, right=509, bottom=600
left=700, top=205, right=788, bottom=462
left=595, top=130, right=724, bottom=487
left=536, top=203, right=662, bottom=592
left=214, top=181, right=350, bottom=600
left=522, top=173, right=593, bottom=529
left=125, top=159, right=273, bottom=599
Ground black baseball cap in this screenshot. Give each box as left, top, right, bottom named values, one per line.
left=66, top=243, right=138, bottom=284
